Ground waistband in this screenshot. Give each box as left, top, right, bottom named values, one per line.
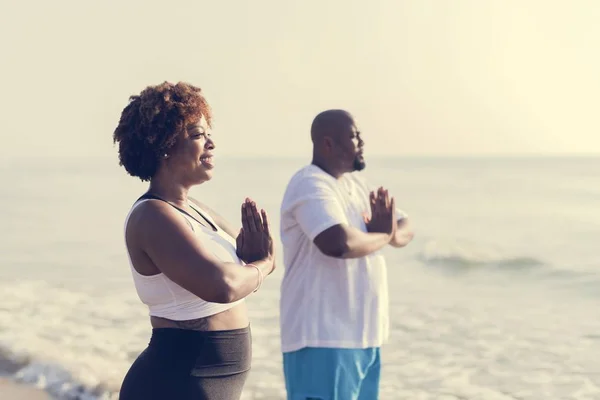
left=148, top=325, right=252, bottom=376
left=149, top=325, right=250, bottom=348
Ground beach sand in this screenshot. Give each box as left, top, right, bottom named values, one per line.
left=0, top=378, right=51, bottom=399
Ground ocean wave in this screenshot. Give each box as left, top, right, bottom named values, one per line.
left=0, top=344, right=116, bottom=399
left=417, top=239, right=544, bottom=268
left=0, top=280, right=139, bottom=399
left=0, top=280, right=284, bottom=400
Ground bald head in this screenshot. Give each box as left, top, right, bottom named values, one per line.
left=310, top=109, right=365, bottom=176
left=310, top=109, right=354, bottom=144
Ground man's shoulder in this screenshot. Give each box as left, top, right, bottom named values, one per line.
left=286, top=164, right=335, bottom=191
left=281, top=165, right=339, bottom=213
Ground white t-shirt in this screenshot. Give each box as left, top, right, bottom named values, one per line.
left=279, top=164, right=406, bottom=353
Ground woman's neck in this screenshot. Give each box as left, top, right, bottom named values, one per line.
left=147, top=175, right=190, bottom=208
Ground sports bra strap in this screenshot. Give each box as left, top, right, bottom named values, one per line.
left=137, top=194, right=218, bottom=231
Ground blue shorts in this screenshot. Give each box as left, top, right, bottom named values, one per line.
left=282, top=347, right=381, bottom=400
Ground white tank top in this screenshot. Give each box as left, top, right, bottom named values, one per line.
left=124, top=198, right=245, bottom=321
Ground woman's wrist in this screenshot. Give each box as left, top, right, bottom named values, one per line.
left=256, top=256, right=275, bottom=275
left=245, top=257, right=273, bottom=293
left=246, top=263, right=264, bottom=292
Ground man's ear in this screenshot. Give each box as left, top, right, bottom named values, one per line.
left=323, top=136, right=334, bottom=152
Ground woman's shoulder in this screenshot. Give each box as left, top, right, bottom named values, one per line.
left=126, top=198, right=184, bottom=233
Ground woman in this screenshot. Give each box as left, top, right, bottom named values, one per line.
left=114, top=81, right=275, bottom=400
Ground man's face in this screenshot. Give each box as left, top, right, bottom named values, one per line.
left=332, top=117, right=365, bottom=172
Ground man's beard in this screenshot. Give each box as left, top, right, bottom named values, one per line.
left=353, top=156, right=366, bottom=171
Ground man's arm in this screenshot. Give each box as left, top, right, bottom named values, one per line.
left=314, top=224, right=391, bottom=258
left=358, top=174, right=414, bottom=249
left=390, top=217, right=414, bottom=248
left=352, top=174, right=413, bottom=249
left=290, top=176, right=392, bottom=259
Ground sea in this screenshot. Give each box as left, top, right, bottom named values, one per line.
left=0, top=155, right=598, bottom=400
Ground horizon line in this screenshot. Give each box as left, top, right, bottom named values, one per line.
left=2, top=153, right=600, bottom=162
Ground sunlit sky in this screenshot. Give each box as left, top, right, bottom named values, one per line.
left=1, top=0, right=599, bottom=159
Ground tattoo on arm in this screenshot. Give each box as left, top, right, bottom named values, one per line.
left=173, top=317, right=210, bottom=331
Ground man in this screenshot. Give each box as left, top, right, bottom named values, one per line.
left=279, top=109, right=414, bottom=400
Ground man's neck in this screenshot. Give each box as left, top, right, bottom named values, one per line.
left=311, top=158, right=345, bottom=179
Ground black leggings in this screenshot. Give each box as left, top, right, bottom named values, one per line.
left=119, top=326, right=251, bottom=400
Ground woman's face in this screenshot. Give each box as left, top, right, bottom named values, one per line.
left=164, top=115, right=216, bottom=186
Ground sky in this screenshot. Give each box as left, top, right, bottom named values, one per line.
left=1, top=0, right=599, bottom=159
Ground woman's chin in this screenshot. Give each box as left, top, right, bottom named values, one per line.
left=197, top=169, right=214, bottom=183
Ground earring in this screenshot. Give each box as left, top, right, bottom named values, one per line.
left=163, top=153, right=168, bottom=158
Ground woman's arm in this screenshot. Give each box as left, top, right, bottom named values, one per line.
left=127, top=200, right=274, bottom=303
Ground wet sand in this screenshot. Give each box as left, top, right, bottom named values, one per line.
left=0, top=378, right=51, bottom=399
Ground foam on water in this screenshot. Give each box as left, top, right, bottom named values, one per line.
left=0, top=280, right=142, bottom=398
left=418, top=238, right=545, bottom=268
left=0, top=272, right=289, bottom=399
